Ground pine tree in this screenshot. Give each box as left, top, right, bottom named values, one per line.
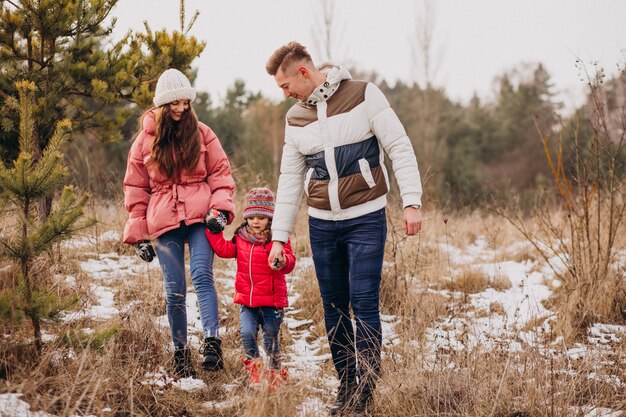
left=0, top=81, right=95, bottom=354
left=0, top=0, right=205, bottom=160
left=0, top=0, right=205, bottom=217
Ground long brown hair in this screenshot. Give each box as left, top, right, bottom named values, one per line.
left=146, top=103, right=201, bottom=181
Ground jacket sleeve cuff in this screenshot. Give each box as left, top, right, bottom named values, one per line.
left=123, top=217, right=149, bottom=244
left=402, top=193, right=422, bottom=209
left=272, top=230, right=290, bottom=244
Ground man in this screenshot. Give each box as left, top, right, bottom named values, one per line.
left=266, top=41, right=422, bottom=415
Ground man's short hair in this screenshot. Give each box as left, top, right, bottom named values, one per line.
left=266, top=41, right=312, bottom=76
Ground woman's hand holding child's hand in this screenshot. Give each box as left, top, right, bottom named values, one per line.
left=205, top=209, right=228, bottom=234
left=135, top=241, right=155, bottom=262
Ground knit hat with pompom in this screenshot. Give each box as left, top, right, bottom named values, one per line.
left=243, top=188, right=275, bottom=219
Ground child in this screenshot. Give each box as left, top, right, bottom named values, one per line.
left=206, top=187, right=295, bottom=389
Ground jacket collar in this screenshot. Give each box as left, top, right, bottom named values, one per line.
left=305, top=66, right=352, bottom=106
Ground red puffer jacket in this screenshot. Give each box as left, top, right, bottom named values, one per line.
left=206, top=231, right=296, bottom=308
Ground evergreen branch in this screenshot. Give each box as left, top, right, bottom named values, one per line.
left=31, top=188, right=95, bottom=254
left=2, top=46, right=47, bottom=68
left=28, top=119, right=70, bottom=196
left=64, top=89, right=96, bottom=98
left=15, top=80, right=35, bottom=157
left=0, top=235, right=25, bottom=260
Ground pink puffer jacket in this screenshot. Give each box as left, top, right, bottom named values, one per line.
left=123, top=110, right=235, bottom=244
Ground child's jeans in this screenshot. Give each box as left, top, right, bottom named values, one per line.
left=240, top=305, right=284, bottom=369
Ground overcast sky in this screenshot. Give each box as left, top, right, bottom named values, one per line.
left=110, top=0, right=626, bottom=110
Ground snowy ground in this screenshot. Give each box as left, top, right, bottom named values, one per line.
left=1, top=232, right=624, bottom=416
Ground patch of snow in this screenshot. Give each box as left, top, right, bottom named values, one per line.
left=142, top=367, right=206, bottom=392
left=0, top=393, right=55, bottom=417
left=288, top=292, right=300, bottom=306
left=99, top=231, right=121, bottom=241
left=284, top=317, right=314, bottom=330
left=567, top=345, right=588, bottom=360
left=62, top=236, right=95, bottom=249
left=425, top=265, right=554, bottom=354
left=297, top=396, right=326, bottom=417
left=587, top=372, right=624, bottom=387
left=79, top=253, right=160, bottom=281
left=61, top=231, right=120, bottom=250
left=570, top=406, right=624, bottom=417
left=424, top=238, right=565, bottom=357
left=41, top=331, right=56, bottom=343
left=0, top=393, right=98, bottom=417
left=503, top=240, right=534, bottom=254
left=297, top=257, right=314, bottom=269
left=62, top=284, right=119, bottom=322
left=588, top=323, right=625, bottom=345
left=203, top=395, right=241, bottom=411
left=381, top=314, right=401, bottom=346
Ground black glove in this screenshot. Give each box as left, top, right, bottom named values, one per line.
left=135, top=241, right=155, bottom=262
left=204, top=209, right=228, bottom=234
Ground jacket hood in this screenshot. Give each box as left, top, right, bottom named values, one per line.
left=325, top=66, right=352, bottom=84
left=305, top=66, right=352, bottom=106
left=141, top=110, right=157, bottom=135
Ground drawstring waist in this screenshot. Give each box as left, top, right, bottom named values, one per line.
left=152, top=181, right=205, bottom=208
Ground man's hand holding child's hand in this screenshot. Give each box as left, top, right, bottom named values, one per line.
left=269, top=242, right=285, bottom=270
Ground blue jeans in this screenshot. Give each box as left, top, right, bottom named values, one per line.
left=240, top=305, right=284, bottom=369
left=154, top=222, right=219, bottom=348
left=309, top=209, right=386, bottom=390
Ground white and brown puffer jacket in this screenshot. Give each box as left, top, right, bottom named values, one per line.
left=272, top=67, right=422, bottom=243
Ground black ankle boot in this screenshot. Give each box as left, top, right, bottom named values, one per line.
left=352, top=384, right=374, bottom=416
left=201, top=337, right=223, bottom=371
left=329, top=378, right=357, bottom=415
left=173, top=346, right=196, bottom=378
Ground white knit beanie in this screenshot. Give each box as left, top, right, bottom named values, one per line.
left=153, top=68, right=196, bottom=107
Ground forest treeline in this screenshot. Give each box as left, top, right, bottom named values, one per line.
left=58, top=63, right=626, bottom=210
left=1, top=1, right=624, bottom=209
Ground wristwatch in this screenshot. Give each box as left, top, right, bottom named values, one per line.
left=406, top=204, right=422, bottom=210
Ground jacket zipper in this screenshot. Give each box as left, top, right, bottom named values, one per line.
left=249, top=244, right=254, bottom=306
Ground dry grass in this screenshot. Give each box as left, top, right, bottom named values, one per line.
left=0, top=200, right=624, bottom=416
left=375, top=342, right=626, bottom=417
left=447, top=268, right=490, bottom=294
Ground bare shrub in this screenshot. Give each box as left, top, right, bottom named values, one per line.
left=447, top=269, right=490, bottom=294
left=497, top=63, right=626, bottom=339
left=491, top=274, right=512, bottom=291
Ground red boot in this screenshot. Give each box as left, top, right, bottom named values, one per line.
left=241, top=358, right=263, bottom=386
left=264, top=368, right=288, bottom=392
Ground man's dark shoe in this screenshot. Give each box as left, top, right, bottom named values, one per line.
left=201, top=337, right=224, bottom=371
left=173, top=346, right=196, bottom=378
left=352, top=386, right=373, bottom=416
left=329, top=378, right=357, bottom=415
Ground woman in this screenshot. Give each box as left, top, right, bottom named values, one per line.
left=123, top=68, right=235, bottom=378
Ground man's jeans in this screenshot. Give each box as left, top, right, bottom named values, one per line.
left=240, top=305, right=284, bottom=369
left=309, top=208, right=386, bottom=389
left=155, top=222, right=219, bottom=348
